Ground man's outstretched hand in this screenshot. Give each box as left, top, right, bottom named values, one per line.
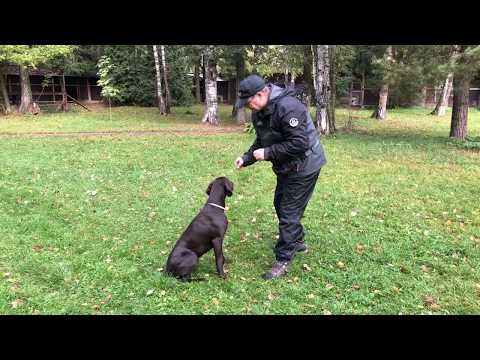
left=234, top=157, right=244, bottom=169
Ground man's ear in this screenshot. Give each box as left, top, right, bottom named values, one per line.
left=206, top=182, right=213, bottom=196
left=224, top=179, right=234, bottom=197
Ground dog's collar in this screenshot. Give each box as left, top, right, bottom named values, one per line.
left=208, top=203, right=226, bottom=211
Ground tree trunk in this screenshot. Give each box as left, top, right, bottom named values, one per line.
left=303, top=45, right=314, bottom=107
left=201, top=55, right=219, bottom=125
left=59, top=74, right=68, bottom=112
left=328, top=45, right=336, bottom=133
left=419, top=86, right=427, bottom=107
left=160, top=45, right=171, bottom=114
left=450, top=74, right=469, bottom=140
left=314, top=45, right=332, bottom=135
left=360, top=70, right=365, bottom=108
left=0, top=70, right=11, bottom=114
left=371, top=83, right=389, bottom=120
left=18, top=65, right=33, bottom=114
left=348, top=80, right=354, bottom=107
left=194, top=59, right=202, bottom=103
left=153, top=45, right=166, bottom=115
left=232, top=51, right=246, bottom=124
left=430, top=73, right=453, bottom=116
left=371, top=46, right=393, bottom=120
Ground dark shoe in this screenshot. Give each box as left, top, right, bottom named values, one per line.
left=262, top=261, right=291, bottom=280
left=295, top=241, right=308, bottom=253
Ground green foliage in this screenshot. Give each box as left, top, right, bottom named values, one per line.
left=453, top=45, right=480, bottom=81
left=97, top=56, right=121, bottom=102
left=96, top=45, right=196, bottom=107
left=247, top=45, right=304, bottom=78
left=62, top=45, right=106, bottom=76
left=166, top=46, right=194, bottom=106
left=0, top=45, right=76, bottom=69
left=96, top=46, right=156, bottom=106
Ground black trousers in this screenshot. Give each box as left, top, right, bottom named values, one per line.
left=273, top=169, right=321, bottom=262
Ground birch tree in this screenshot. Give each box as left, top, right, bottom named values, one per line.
left=430, top=73, right=453, bottom=116
left=371, top=45, right=393, bottom=120
left=314, top=45, right=334, bottom=135
left=160, top=45, right=171, bottom=114
left=201, top=48, right=219, bottom=125
left=153, top=45, right=166, bottom=115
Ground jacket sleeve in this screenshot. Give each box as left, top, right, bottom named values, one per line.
left=241, top=128, right=262, bottom=167
left=263, top=101, right=310, bottom=163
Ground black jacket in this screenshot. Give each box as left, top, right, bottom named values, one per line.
left=242, top=84, right=326, bottom=176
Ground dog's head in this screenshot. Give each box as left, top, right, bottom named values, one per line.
left=206, top=176, right=234, bottom=197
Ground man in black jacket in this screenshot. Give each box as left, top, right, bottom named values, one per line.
left=234, top=74, right=327, bottom=280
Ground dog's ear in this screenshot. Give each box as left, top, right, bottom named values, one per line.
left=224, top=178, right=234, bottom=197
left=206, top=181, right=213, bottom=196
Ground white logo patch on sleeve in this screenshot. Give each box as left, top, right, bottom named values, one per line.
left=289, top=117, right=299, bottom=127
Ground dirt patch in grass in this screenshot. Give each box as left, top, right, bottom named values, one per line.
left=0, top=125, right=243, bottom=138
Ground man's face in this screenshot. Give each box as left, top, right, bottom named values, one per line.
left=246, top=88, right=269, bottom=111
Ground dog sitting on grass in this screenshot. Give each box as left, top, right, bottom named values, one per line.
left=165, top=177, right=233, bottom=281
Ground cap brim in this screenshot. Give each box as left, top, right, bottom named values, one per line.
left=235, top=97, right=248, bottom=110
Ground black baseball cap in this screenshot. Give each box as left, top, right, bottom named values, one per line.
left=235, top=75, right=266, bottom=109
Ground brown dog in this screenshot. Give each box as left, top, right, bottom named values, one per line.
left=165, top=176, right=233, bottom=281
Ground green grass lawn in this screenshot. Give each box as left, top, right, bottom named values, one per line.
left=0, top=104, right=242, bottom=133
left=0, top=105, right=479, bottom=314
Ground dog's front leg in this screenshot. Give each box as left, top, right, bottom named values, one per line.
left=211, top=237, right=226, bottom=279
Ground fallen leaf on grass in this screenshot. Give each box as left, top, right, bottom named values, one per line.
left=421, top=265, right=430, bottom=273
left=302, top=264, right=312, bottom=272
left=11, top=299, right=23, bottom=309
left=355, top=244, right=365, bottom=254
left=146, top=289, right=154, bottom=296
left=352, top=284, right=360, bottom=290
left=337, top=261, right=345, bottom=269
left=423, top=295, right=441, bottom=310
left=325, top=284, right=334, bottom=290
left=32, top=244, right=43, bottom=252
